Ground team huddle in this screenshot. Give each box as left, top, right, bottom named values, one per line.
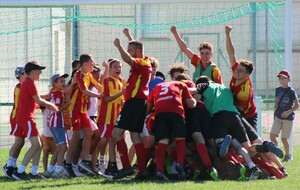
left=2, top=25, right=298, bottom=181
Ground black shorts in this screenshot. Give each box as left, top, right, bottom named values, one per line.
left=212, top=111, right=249, bottom=144
left=116, top=98, right=147, bottom=133
left=245, top=114, right=258, bottom=131
left=185, top=107, right=212, bottom=142
left=241, top=116, right=259, bottom=142
left=154, top=112, right=186, bottom=142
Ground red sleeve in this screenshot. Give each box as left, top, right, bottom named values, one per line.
left=52, top=91, right=63, bottom=107
left=29, top=82, right=38, bottom=97
left=147, top=88, right=155, bottom=104
left=182, top=84, right=193, bottom=100
left=76, top=72, right=88, bottom=91
left=191, top=54, right=201, bottom=68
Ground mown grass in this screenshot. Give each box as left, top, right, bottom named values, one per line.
left=1, top=146, right=300, bottom=190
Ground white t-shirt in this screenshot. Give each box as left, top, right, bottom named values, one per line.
left=87, top=87, right=99, bottom=117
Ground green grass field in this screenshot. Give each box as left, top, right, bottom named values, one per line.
left=0, top=147, right=300, bottom=190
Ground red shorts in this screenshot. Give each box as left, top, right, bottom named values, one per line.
left=98, top=123, right=114, bottom=138
left=16, top=119, right=39, bottom=138
left=10, top=118, right=17, bottom=136
left=71, top=111, right=91, bottom=131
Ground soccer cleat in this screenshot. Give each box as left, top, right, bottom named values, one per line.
left=2, top=164, right=16, bottom=178
left=175, top=163, right=186, bottom=181
left=72, top=165, right=85, bottom=177
left=237, top=163, right=246, bottom=181
left=156, top=171, right=169, bottom=181
left=63, top=161, right=76, bottom=177
left=29, top=173, right=47, bottom=181
left=104, top=163, right=119, bottom=178
left=279, top=167, right=288, bottom=177
left=51, top=170, right=68, bottom=178
left=78, top=160, right=94, bottom=175
left=42, top=170, right=53, bottom=178
left=282, top=154, right=293, bottom=162
left=112, top=168, right=134, bottom=180
left=219, top=135, right=232, bottom=158
left=134, top=171, right=150, bottom=180
left=208, top=167, right=220, bottom=181
left=264, top=142, right=284, bottom=159
left=12, top=171, right=31, bottom=181
left=248, top=166, right=262, bottom=180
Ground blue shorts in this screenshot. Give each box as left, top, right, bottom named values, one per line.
left=50, top=127, right=67, bottom=145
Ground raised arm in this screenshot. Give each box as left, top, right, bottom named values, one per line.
left=170, top=25, right=194, bottom=60
left=123, top=28, right=134, bottom=41
left=113, top=38, right=135, bottom=67
left=225, top=25, right=237, bottom=66
left=99, top=61, right=109, bottom=84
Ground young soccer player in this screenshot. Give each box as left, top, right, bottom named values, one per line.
left=170, top=25, right=223, bottom=84
left=112, top=38, right=152, bottom=180
left=64, top=54, right=102, bottom=177
left=270, top=70, right=299, bottom=162
left=97, top=59, right=126, bottom=177
left=12, top=61, right=59, bottom=181
left=147, top=80, right=196, bottom=180
left=43, top=72, right=70, bottom=178
left=2, top=67, right=27, bottom=178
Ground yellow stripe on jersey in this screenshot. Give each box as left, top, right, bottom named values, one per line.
left=11, top=87, right=20, bottom=119
left=68, top=89, right=79, bottom=111
left=132, top=75, right=141, bottom=98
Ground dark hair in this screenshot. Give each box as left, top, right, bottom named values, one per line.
left=198, top=42, right=214, bottom=53
left=175, top=73, right=191, bottom=81
left=195, top=75, right=210, bottom=85
left=168, top=63, right=188, bottom=79
left=71, top=59, right=80, bottom=69
left=79, top=54, right=92, bottom=66
left=128, top=40, right=143, bottom=51
left=155, top=71, right=165, bottom=81
left=239, top=59, right=254, bottom=74
left=92, top=64, right=101, bottom=73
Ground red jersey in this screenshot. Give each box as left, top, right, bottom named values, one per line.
left=16, top=77, right=38, bottom=122
left=124, top=57, right=151, bottom=101
left=230, top=62, right=257, bottom=119
left=10, top=83, right=21, bottom=120
left=98, top=76, right=124, bottom=125
left=148, top=81, right=193, bottom=118
left=49, top=88, right=65, bottom=128
left=69, top=70, right=99, bottom=114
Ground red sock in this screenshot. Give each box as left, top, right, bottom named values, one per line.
left=176, top=139, right=186, bottom=165
left=156, top=143, right=168, bottom=173
left=252, top=156, right=284, bottom=179
left=116, top=139, right=131, bottom=170
left=144, top=147, right=152, bottom=165
left=196, top=143, right=212, bottom=170
left=134, top=143, right=146, bottom=173
left=169, top=148, right=177, bottom=161
left=224, top=149, right=239, bottom=164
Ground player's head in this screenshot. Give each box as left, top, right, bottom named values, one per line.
left=15, top=66, right=26, bottom=82
left=108, top=58, right=122, bottom=78
left=277, top=70, right=291, bottom=86
left=155, top=71, right=165, bottom=81
left=195, top=75, right=211, bottom=85
left=71, top=59, right=80, bottom=71
left=168, top=63, right=188, bottom=81
left=80, top=54, right=94, bottom=72
left=149, top=57, right=159, bottom=77
left=51, top=72, right=68, bottom=90
left=24, top=61, right=46, bottom=81
left=234, top=59, right=254, bottom=80
left=127, top=40, right=143, bottom=58
left=199, top=42, right=213, bottom=63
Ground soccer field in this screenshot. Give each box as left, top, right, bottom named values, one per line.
left=0, top=146, right=300, bottom=190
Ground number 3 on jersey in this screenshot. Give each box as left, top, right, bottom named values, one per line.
left=159, top=84, right=170, bottom=95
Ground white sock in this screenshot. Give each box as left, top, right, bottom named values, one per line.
left=55, top=165, right=62, bottom=173
left=99, top=155, right=105, bottom=164
left=247, top=162, right=255, bottom=169
left=47, top=165, right=55, bottom=173
left=7, top=156, right=15, bottom=167
left=31, top=165, right=39, bottom=175
left=17, top=165, right=26, bottom=173
left=12, top=157, right=17, bottom=167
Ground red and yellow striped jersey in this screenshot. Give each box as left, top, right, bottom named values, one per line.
left=68, top=70, right=99, bottom=113
left=98, top=76, right=125, bottom=125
